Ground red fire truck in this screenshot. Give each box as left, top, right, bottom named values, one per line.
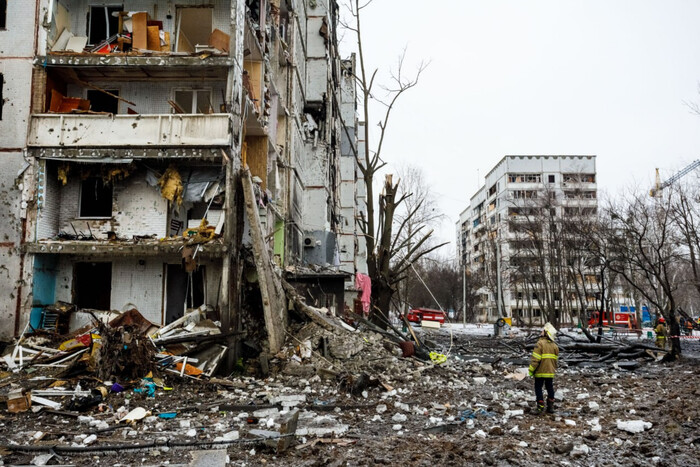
left=587, top=310, right=638, bottom=328
left=405, top=308, right=447, bottom=325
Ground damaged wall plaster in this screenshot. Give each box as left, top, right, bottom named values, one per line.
left=54, top=170, right=167, bottom=240
left=0, top=0, right=38, bottom=340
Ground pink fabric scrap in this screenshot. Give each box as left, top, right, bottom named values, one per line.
left=355, top=273, right=372, bottom=315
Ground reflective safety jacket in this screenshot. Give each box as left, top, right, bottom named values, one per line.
left=654, top=324, right=667, bottom=341
left=529, top=337, right=559, bottom=378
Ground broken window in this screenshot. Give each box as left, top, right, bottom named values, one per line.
left=79, top=177, right=113, bottom=218
left=175, top=7, right=213, bottom=53
left=173, top=89, right=213, bottom=114
left=88, top=5, right=124, bottom=45
left=165, top=264, right=206, bottom=324
left=86, top=89, right=119, bottom=114
left=0, top=0, right=5, bottom=29
left=74, top=262, right=112, bottom=310
left=508, top=173, right=541, bottom=183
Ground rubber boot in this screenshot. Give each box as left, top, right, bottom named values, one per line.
left=536, top=400, right=545, bottom=415
left=546, top=398, right=555, bottom=414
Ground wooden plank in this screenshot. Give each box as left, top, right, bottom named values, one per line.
left=208, top=29, right=230, bottom=53
left=161, top=31, right=171, bottom=52
left=242, top=170, right=286, bottom=353
left=132, top=12, right=149, bottom=50
left=147, top=25, right=161, bottom=51
left=246, top=136, right=268, bottom=190
left=243, top=60, right=263, bottom=110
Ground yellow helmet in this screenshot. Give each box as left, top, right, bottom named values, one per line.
left=544, top=322, right=557, bottom=340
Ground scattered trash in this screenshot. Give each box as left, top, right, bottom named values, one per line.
left=7, top=389, right=31, bottom=413
left=120, top=407, right=150, bottom=423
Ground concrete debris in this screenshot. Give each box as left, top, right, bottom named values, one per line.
left=571, top=444, right=590, bottom=457
left=617, top=419, right=653, bottom=433
left=0, top=321, right=697, bottom=465
left=30, top=453, right=54, bottom=466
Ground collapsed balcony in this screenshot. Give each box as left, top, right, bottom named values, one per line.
left=28, top=66, right=232, bottom=153
left=28, top=159, right=227, bottom=247
left=44, top=1, right=232, bottom=57
left=25, top=159, right=230, bottom=326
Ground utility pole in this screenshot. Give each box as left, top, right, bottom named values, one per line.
left=496, top=226, right=505, bottom=318
left=463, top=265, right=467, bottom=325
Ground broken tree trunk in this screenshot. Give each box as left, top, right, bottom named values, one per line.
left=242, top=169, right=286, bottom=354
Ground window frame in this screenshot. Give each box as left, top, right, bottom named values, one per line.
left=172, top=87, right=214, bottom=114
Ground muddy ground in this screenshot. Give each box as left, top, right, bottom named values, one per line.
left=1, top=325, right=699, bottom=466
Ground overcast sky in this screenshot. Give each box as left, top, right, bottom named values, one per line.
left=340, top=0, right=700, bottom=255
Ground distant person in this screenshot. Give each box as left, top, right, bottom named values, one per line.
left=654, top=317, right=667, bottom=349
left=528, top=323, right=559, bottom=415
left=685, top=319, right=694, bottom=336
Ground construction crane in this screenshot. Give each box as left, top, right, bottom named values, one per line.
left=650, top=159, right=700, bottom=197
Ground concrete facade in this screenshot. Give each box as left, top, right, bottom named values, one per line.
left=0, top=0, right=366, bottom=345
left=0, top=1, right=38, bottom=340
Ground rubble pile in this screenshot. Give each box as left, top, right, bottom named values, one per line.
left=1, top=311, right=700, bottom=465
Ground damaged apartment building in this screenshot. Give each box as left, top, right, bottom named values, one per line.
left=0, top=0, right=367, bottom=355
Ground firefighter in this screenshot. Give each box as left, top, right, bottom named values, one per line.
left=528, top=322, right=559, bottom=415
left=654, top=317, right=667, bottom=349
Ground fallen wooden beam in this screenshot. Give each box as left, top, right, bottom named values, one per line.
left=242, top=169, right=286, bottom=354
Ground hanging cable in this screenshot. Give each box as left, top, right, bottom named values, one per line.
left=408, top=261, right=454, bottom=357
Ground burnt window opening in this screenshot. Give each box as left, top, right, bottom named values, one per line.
left=165, top=264, right=206, bottom=324
left=88, top=5, right=124, bottom=45
left=74, top=262, right=112, bottom=310
left=0, top=0, right=6, bottom=29
left=79, top=177, right=113, bottom=218
left=87, top=89, right=119, bottom=114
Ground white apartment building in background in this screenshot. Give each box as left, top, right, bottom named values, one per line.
left=457, top=155, right=599, bottom=324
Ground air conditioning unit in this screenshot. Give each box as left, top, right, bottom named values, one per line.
left=303, top=235, right=319, bottom=248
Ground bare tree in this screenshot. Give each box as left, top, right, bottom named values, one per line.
left=505, top=186, right=565, bottom=326
left=344, top=0, right=445, bottom=328
left=606, top=191, right=684, bottom=358
left=392, top=165, right=446, bottom=315
left=669, top=181, right=700, bottom=300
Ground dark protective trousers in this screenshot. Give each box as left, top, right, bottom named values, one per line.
left=534, top=377, right=554, bottom=401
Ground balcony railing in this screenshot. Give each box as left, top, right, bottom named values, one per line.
left=28, top=114, right=231, bottom=148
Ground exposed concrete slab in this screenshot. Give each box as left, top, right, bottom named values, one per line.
left=188, top=449, right=228, bottom=467
left=24, top=240, right=228, bottom=257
